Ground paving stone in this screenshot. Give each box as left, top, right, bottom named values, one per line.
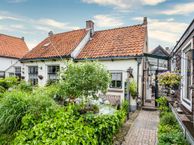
left=122, top=110, right=159, bottom=145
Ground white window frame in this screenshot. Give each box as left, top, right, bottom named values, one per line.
left=181, top=41, right=193, bottom=111
left=109, top=70, right=123, bottom=90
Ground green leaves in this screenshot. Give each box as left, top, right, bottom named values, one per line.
left=129, top=79, right=137, bottom=98
left=158, top=112, right=189, bottom=145
left=158, top=72, right=181, bottom=88
left=59, top=61, right=111, bottom=99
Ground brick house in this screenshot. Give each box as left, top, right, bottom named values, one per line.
left=0, top=34, right=28, bottom=78
left=170, top=19, right=194, bottom=142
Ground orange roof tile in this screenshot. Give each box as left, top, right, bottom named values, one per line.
left=0, top=34, right=29, bottom=58
left=77, top=24, right=146, bottom=59
left=22, top=29, right=87, bottom=60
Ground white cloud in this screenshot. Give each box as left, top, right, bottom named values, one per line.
left=161, top=2, right=194, bottom=15
left=7, top=0, right=27, bottom=3
left=35, top=18, right=80, bottom=31
left=93, top=15, right=123, bottom=28
left=142, top=0, right=166, bottom=6
left=37, top=19, right=68, bottom=29
left=26, top=40, right=39, bottom=49
left=0, top=11, right=22, bottom=21
left=133, top=17, right=187, bottom=48
left=82, top=0, right=166, bottom=10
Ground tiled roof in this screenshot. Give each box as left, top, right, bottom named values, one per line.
left=0, top=34, right=28, bottom=58
left=22, top=29, right=87, bottom=60
left=77, top=24, right=146, bottom=59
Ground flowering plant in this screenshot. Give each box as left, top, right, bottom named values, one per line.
left=158, top=71, right=181, bottom=89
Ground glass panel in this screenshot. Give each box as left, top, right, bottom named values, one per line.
left=110, top=73, right=122, bottom=88
left=28, top=66, right=38, bottom=85
left=185, top=50, right=192, bottom=100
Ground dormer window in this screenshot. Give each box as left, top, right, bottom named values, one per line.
left=42, top=42, right=50, bottom=49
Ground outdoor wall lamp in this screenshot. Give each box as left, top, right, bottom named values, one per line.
left=136, top=57, right=142, bottom=64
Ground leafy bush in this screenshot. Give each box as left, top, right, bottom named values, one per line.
left=16, top=81, right=33, bottom=92
left=0, top=88, right=59, bottom=135
left=156, top=96, right=169, bottom=114
left=160, top=112, right=177, bottom=126
left=158, top=112, right=189, bottom=145
left=0, top=77, right=18, bottom=90
left=12, top=102, right=128, bottom=145
left=60, top=61, right=111, bottom=100
left=13, top=107, right=97, bottom=145
left=0, top=90, right=29, bottom=134
left=158, top=71, right=181, bottom=89
left=129, top=79, right=137, bottom=99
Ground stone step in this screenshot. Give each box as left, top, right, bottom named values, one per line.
left=142, top=106, right=158, bottom=111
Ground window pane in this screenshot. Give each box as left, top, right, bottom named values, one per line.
left=110, top=72, right=122, bottom=88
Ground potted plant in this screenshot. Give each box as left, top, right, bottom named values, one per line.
left=158, top=71, right=181, bottom=90
left=38, top=75, right=43, bottom=80
left=129, top=79, right=137, bottom=99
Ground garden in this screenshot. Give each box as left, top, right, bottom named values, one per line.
left=0, top=61, right=129, bottom=145
left=157, top=71, right=189, bottom=145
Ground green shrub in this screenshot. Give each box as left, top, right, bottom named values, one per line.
left=60, top=61, right=111, bottom=100
left=12, top=103, right=127, bottom=145
left=0, top=88, right=59, bottom=135
left=0, top=77, right=18, bottom=90
left=17, top=81, right=33, bottom=92
left=160, top=112, right=177, bottom=126
left=156, top=96, right=169, bottom=113
left=158, top=112, right=189, bottom=145
left=129, top=79, right=137, bottom=99
left=13, top=107, right=97, bottom=145
left=0, top=90, right=29, bottom=134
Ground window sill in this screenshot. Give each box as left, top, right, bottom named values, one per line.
left=108, top=89, right=123, bottom=93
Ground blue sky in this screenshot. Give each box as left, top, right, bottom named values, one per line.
left=0, top=0, right=194, bottom=51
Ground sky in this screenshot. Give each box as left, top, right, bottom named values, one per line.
left=0, top=0, right=194, bottom=51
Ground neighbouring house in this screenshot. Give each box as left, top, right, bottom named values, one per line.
left=144, top=45, right=169, bottom=104
left=0, top=34, right=28, bottom=78
left=171, top=19, right=194, bottom=143
left=20, top=17, right=148, bottom=110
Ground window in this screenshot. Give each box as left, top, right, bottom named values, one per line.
left=15, top=67, right=21, bottom=78
left=110, top=73, right=122, bottom=89
left=0, top=71, right=5, bottom=78
left=48, top=66, right=60, bottom=81
left=182, top=44, right=192, bottom=108
left=9, top=73, right=14, bottom=77
left=28, top=66, right=38, bottom=85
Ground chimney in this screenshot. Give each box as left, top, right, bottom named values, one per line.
left=21, top=37, right=24, bottom=41
left=48, top=31, right=54, bottom=37
left=165, top=47, right=170, bottom=52
left=86, top=20, right=94, bottom=37
left=143, top=17, right=147, bottom=25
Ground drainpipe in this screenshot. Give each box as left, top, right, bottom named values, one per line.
left=136, top=57, right=142, bottom=108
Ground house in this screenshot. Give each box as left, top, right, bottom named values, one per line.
left=144, top=45, right=169, bottom=105
left=20, top=17, right=148, bottom=110
left=170, top=19, right=194, bottom=143
left=0, top=34, right=28, bottom=78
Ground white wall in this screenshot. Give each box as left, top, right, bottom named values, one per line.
left=0, top=57, right=18, bottom=71
left=22, top=60, right=67, bottom=86
left=21, top=58, right=143, bottom=111
left=99, top=59, right=143, bottom=110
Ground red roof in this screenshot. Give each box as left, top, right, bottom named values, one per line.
left=0, top=34, right=28, bottom=58
left=77, top=24, right=146, bottom=59
left=23, top=29, right=87, bottom=60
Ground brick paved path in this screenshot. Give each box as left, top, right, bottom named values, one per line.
left=122, top=110, right=159, bottom=145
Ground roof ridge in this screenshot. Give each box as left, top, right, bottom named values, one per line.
left=95, top=24, right=144, bottom=33
left=53, top=28, right=86, bottom=36
left=0, top=33, right=23, bottom=40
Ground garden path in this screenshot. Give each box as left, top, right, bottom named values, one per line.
left=122, top=110, right=159, bottom=145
